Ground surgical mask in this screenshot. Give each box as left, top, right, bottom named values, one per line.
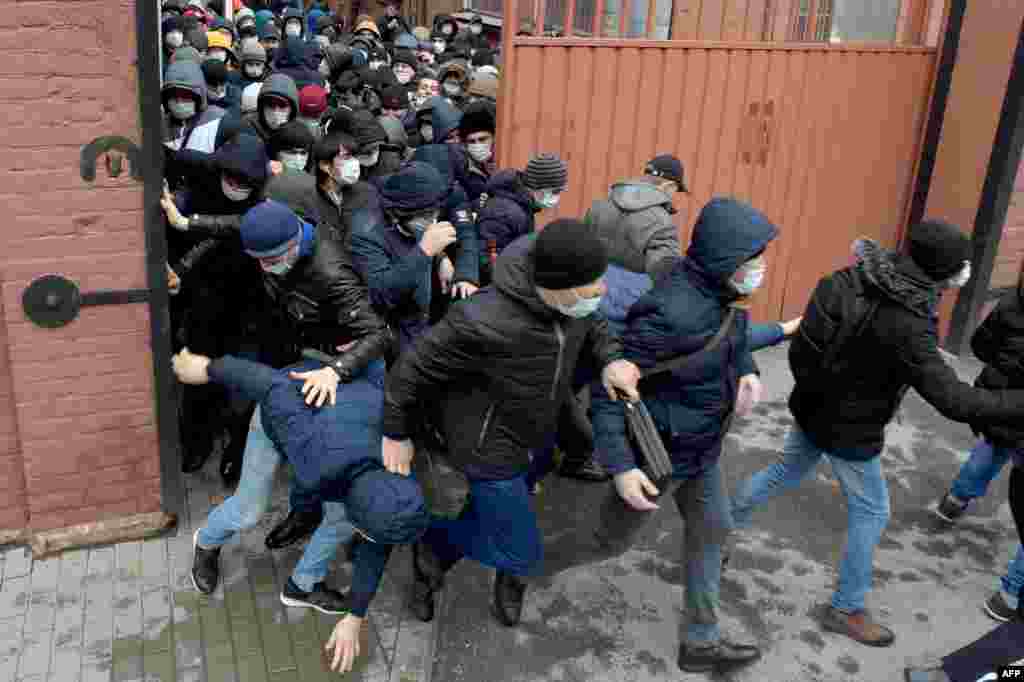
left=265, top=260, right=293, bottom=276
left=466, top=141, right=491, bottom=163
left=299, top=117, right=320, bottom=136
left=221, top=176, right=253, bottom=201
left=404, top=212, right=438, bottom=238
left=168, top=99, right=196, bottom=120
left=264, top=106, right=290, bottom=129
left=471, top=25, right=482, bottom=35
left=279, top=150, right=308, bottom=171
left=285, top=22, right=302, bottom=37
left=208, top=85, right=227, bottom=100
left=208, top=49, right=227, bottom=62
left=536, top=190, right=560, bottom=209
left=369, top=60, right=385, bottom=70
left=356, top=149, right=379, bottom=167
left=318, top=60, right=331, bottom=76
left=442, top=80, right=461, bottom=96
left=553, top=294, right=602, bottom=319
left=433, top=40, right=446, bottom=54
left=441, top=25, right=453, bottom=36
left=949, top=261, right=972, bottom=288
left=419, top=124, right=432, bottom=142
left=394, top=66, right=414, bottom=84
left=244, top=63, right=263, bottom=78
left=166, top=30, right=184, bottom=48
left=730, top=256, right=766, bottom=295
left=333, top=156, right=361, bottom=185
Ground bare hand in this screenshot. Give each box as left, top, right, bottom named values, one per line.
left=269, top=160, right=284, bottom=176
left=735, top=373, right=763, bottom=416
left=289, top=367, right=339, bottom=407
left=325, top=615, right=363, bottom=673
left=438, top=256, right=454, bottom=294
left=613, top=469, right=660, bottom=511
left=172, top=347, right=211, bottom=385
left=161, top=190, right=189, bottom=230
left=451, top=281, right=478, bottom=299
left=167, top=264, right=181, bottom=296
left=382, top=436, right=414, bottom=476
left=418, top=221, right=457, bottom=257
left=601, top=359, right=641, bottom=402
left=780, top=316, right=802, bottom=337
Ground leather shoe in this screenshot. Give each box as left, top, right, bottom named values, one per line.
left=557, top=458, right=610, bottom=482
left=190, top=529, right=221, bottom=595
left=678, top=639, right=761, bottom=673
left=492, top=571, right=526, bottom=626
left=265, top=509, right=323, bottom=550
left=821, top=605, right=895, bottom=647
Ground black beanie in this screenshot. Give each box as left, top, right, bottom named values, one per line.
left=907, top=219, right=971, bottom=281
left=533, top=218, right=608, bottom=290
left=459, top=101, right=495, bottom=137
left=270, top=119, right=314, bottom=157
left=523, top=153, right=567, bottom=191
left=201, top=58, right=228, bottom=86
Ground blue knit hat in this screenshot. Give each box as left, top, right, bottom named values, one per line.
left=346, top=469, right=429, bottom=545
left=378, top=161, right=447, bottom=213
left=240, top=200, right=302, bottom=257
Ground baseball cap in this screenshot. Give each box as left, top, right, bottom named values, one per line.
left=644, top=154, right=687, bottom=193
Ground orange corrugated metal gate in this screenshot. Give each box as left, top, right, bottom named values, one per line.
left=496, top=0, right=943, bottom=323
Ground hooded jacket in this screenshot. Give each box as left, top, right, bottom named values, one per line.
left=971, top=282, right=1024, bottom=448
left=281, top=7, right=306, bottom=38
left=243, top=72, right=300, bottom=143
left=476, top=169, right=536, bottom=258
left=382, top=233, right=623, bottom=480
left=789, top=241, right=1024, bottom=457
left=429, top=95, right=462, bottom=143
left=586, top=178, right=679, bottom=275
left=591, top=198, right=774, bottom=479
left=273, top=37, right=326, bottom=90
left=162, top=60, right=227, bottom=154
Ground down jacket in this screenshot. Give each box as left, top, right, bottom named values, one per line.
left=971, top=285, right=1024, bottom=448
left=382, top=234, right=623, bottom=480
left=591, top=198, right=773, bottom=479
left=586, top=178, right=679, bottom=275
left=476, top=169, right=536, bottom=256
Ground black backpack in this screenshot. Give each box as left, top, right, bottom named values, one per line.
left=792, top=267, right=880, bottom=377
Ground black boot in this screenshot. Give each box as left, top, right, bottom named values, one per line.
left=492, top=571, right=526, bottom=626
left=409, top=541, right=445, bottom=622
left=265, top=509, right=324, bottom=550
left=190, top=529, right=221, bottom=595
left=677, top=640, right=762, bottom=673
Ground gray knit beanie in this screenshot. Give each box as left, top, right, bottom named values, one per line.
left=523, top=153, right=568, bottom=191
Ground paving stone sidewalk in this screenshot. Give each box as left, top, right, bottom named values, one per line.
left=0, top=455, right=439, bottom=682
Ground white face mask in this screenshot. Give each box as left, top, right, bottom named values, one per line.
left=537, top=190, right=560, bottom=209
left=730, top=256, right=766, bottom=295
left=333, top=156, right=361, bottom=185
left=394, top=66, right=414, bottom=84
left=442, top=80, right=461, bottom=96
left=441, top=25, right=453, bottom=36
left=221, top=176, right=253, bottom=201
left=264, top=106, right=291, bottom=129
left=208, top=85, right=227, bottom=99
left=244, top=63, right=264, bottom=78
left=419, top=124, right=432, bottom=142
left=285, top=22, right=302, bottom=37
left=208, top=49, right=227, bottom=62
left=466, top=141, right=492, bottom=163
left=551, top=292, right=602, bottom=319
left=949, top=261, right=972, bottom=288
left=356, top=149, right=379, bottom=168
left=369, top=60, right=385, bottom=70
left=433, top=40, right=446, bottom=54
left=471, top=25, right=482, bottom=35
left=168, top=98, right=196, bottom=120
left=279, top=150, right=308, bottom=171
left=166, top=31, right=184, bottom=48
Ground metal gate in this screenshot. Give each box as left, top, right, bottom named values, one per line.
left=496, top=2, right=941, bottom=322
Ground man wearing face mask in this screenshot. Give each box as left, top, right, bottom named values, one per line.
left=162, top=16, right=187, bottom=69
left=412, top=67, right=440, bottom=111
left=234, top=41, right=268, bottom=88
left=415, top=40, right=435, bottom=66
left=391, top=49, right=418, bottom=93
left=340, top=108, right=402, bottom=182
left=429, top=31, right=448, bottom=62
left=269, top=119, right=315, bottom=175
left=272, top=37, right=327, bottom=91
left=205, top=31, right=237, bottom=67
left=309, top=132, right=380, bottom=242
left=202, top=59, right=242, bottom=117
left=588, top=198, right=776, bottom=674
left=458, top=102, right=495, bottom=201
left=244, top=72, right=300, bottom=145
left=378, top=0, right=411, bottom=44
left=281, top=7, right=306, bottom=40
left=461, top=14, right=489, bottom=53
left=476, top=153, right=567, bottom=285
left=350, top=162, right=454, bottom=353
left=380, top=218, right=641, bottom=626
left=438, top=60, right=470, bottom=105
left=297, top=85, right=328, bottom=141
left=730, top=220, right=1024, bottom=648
left=161, top=60, right=229, bottom=164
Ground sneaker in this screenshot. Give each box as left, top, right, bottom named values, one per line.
left=280, top=579, right=350, bottom=615
left=491, top=571, right=526, bottom=626
left=933, top=492, right=967, bottom=523
left=821, top=605, right=895, bottom=647
left=677, top=639, right=762, bottom=673
left=190, top=529, right=221, bottom=595
left=983, top=592, right=1018, bottom=622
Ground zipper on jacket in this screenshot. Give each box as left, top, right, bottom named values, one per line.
left=475, top=403, right=496, bottom=454
left=551, top=320, right=566, bottom=401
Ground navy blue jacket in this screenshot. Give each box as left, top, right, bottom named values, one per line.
left=273, top=38, right=326, bottom=91
left=207, top=356, right=392, bottom=617
left=476, top=170, right=536, bottom=257
left=591, top=198, right=777, bottom=479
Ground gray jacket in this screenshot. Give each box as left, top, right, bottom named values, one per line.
left=586, top=178, right=679, bottom=275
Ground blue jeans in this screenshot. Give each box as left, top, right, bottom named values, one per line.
left=950, top=439, right=1014, bottom=502
left=1000, top=544, right=1024, bottom=609
left=731, top=426, right=890, bottom=613
left=422, top=474, right=543, bottom=577
left=198, top=407, right=355, bottom=591
left=596, top=462, right=733, bottom=645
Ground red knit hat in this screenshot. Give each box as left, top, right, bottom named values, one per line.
left=298, top=85, right=327, bottom=118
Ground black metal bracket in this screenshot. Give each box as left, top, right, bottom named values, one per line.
left=80, top=136, right=144, bottom=183
left=22, top=274, right=150, bottom=329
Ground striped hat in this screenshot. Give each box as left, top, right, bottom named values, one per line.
left=522, top=154, right=567, bottom=191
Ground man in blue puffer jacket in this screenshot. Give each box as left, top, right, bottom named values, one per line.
left=590, top=197, right=777, bottom=675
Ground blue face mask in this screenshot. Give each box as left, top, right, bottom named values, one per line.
left=556, top=294, right=602, bottom=319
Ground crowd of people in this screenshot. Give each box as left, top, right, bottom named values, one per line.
left=156, top=1, right=1024, bottom=678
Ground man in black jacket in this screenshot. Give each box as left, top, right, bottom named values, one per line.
left=731, top=220, right=1024, bottom=647
left=379, top=219, right=642, bottom=627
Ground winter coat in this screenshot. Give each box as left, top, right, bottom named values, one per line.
left=378, top=13, right=412, bottom=43
left=970, top=285, right=1024, bottom=448
left=262, top=170, right=322, bottom=225
left=591, top=198, right=772, bottom=479
left=430, top=96, right=462, bottom=143
left=476, top=169, right=536, bottom=257
left=382, top=233, right=624, bottom=480
left=789, top=245, right=1024, bottom=458
left=208, top=82, right=243, bottom=118
left=311, top=181, right=381, bottom=244
left=243, top=73, right=300, bottom=144
left=272, top=38, right=325, bottom=90
left=359, top=149, right=403, bottom=182
left=460, top=154, right=492, bottom=202
left=586, top=178, right=679, bottom=275
left=162, top=60, right=228, bottom=155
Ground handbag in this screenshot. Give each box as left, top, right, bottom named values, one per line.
left=622, top=309, right=737, bottom=488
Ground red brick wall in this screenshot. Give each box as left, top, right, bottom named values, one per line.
left=0, top=0, right=161, bottom=533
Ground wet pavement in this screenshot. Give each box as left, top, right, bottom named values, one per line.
left=1, top=343, right=1020, bottom=681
